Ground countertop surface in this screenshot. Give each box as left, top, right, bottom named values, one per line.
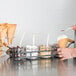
left=0, top=58, right=76, bottom=76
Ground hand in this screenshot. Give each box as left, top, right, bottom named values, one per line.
left=72, top=40, right=75, bottom=43
left=57, top=48, right=74, bottom=60
left=72, top=25, right=76, bottom=31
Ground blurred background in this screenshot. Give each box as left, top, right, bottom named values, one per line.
left=0, top=0, right=75, bottom=46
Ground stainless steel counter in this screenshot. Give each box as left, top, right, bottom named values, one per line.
left=0, top=58, right=76, bottom=76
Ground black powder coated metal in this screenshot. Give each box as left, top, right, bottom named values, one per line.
left=9, top=42, right=73, bottom=61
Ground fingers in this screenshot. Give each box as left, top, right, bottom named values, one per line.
left=57, top=48, right=73, bottom=60
left=57, top=51, right=65, bottom=60
left=57, top=48, right=62, bottom=52
left=57, top=51, right=61, bottom=54
left=57, top=49, right=62, bottom=54
left=60, top=58, right=66, bottom=60
left=59, top=54, right=63, bottom=57
left=57, top=48, right=67, bottom=60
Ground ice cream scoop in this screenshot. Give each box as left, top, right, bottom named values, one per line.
left=39, top=45, right=51, bottom=58
left=57, top=35, right=74, bottom=48
left=26, top=45, right=38, bottom=59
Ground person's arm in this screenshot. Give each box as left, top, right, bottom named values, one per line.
left=72, top=25, right=76, bottom=31
left=57, top=48, right=76, bottom=60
